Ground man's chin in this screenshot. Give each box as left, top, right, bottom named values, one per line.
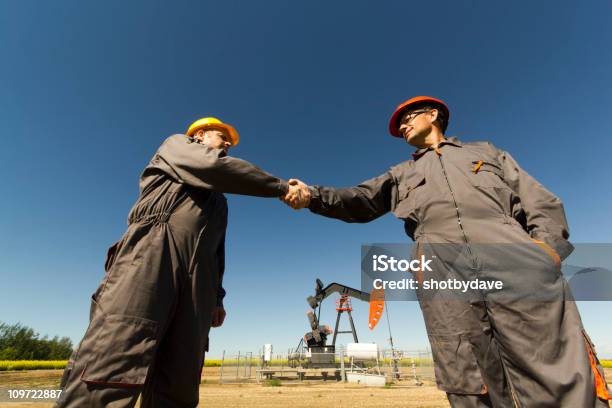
left=406, top=135, right=424, bottom=148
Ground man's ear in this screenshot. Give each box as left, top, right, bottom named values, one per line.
left=194, top=129, right=206, bottom=142
left=428, top=108, right=439, bottom=124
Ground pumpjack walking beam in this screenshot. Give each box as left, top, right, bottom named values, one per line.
left=307, top=279, right=370, bottom=309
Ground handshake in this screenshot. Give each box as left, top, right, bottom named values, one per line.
left=281, top=179, right=311, bottom=210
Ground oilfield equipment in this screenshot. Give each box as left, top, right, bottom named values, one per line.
left=228, top=278, right=433, bottom=384
left=288, top=279, right=376, bottom=368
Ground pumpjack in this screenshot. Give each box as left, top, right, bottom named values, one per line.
left=290, top=279, right=377, bottom=368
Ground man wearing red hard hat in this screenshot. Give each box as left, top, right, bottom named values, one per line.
left=283, top=97, right=610, bottom=407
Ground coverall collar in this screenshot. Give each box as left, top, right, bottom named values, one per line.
left=412, top=136, right=462, bottom=160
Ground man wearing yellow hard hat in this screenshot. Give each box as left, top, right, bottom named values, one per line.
left=56, top=117, right=305, bottom=408
left=282, top=97, right=610, bottom=407
left=187, top=116, right=241, bottom=147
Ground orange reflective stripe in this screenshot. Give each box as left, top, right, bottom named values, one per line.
left=531, top=239, right=561, bottom=270
left=584, top=337, right=611, bottom=400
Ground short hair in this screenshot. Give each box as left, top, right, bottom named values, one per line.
left=408, top=103, right=448, bottom=133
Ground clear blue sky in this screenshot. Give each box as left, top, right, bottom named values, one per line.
left=1, top=0, right=611, bottom=359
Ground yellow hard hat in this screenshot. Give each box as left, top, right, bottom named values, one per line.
left=186, top=117, right=240, bottom=146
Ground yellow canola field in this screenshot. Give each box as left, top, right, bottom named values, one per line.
left=1, top=359, right=611, bottom=371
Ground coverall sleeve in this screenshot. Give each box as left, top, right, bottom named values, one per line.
left=307, top=172, right=396, bottom=223
left=498, top=148, right=574, bottom=260
left=216, top=228, right=226, bottom=307
left=154, top=134, right=288, bottom=197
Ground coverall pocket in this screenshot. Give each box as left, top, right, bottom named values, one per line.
left=104, top=238, right=125, bottom=272
left=397, top=171, right=425, bottom=200
left=469, top=160, right=507, bottom=187
left=80, top=313, right=159, bottom=387
left=393, top=171, right=425, bottom=218
left=429, top=335, right=485, bottom=394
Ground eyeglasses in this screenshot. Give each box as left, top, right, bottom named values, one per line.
left=400, top=109, right=431, bottom=126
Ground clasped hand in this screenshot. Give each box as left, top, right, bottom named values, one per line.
left=281, top=179, right=311, bottom=209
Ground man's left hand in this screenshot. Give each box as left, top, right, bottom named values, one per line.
left=211, top=306, right=226, bottom=328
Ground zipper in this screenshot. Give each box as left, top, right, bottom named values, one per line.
left=435, top=151, right=477, bottom=267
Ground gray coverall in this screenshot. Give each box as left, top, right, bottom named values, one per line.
left=56, top=134, right=288, bottom=408
left=308, top=137, right=610, bottom=407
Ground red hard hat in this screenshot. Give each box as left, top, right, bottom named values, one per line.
left=388, top=96, right=450, bottom=137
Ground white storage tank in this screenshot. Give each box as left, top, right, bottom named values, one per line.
left=346, top=343, right=379, bottom=360
left=346, top=372, right=386, bottom=386
left=263, top=344, right=273, bottom=362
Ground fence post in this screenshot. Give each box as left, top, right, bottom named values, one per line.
left=220, top=350, right=225, bottom=384
left=245, top=352, right=251, bottom=378
left=339, top=346, right=346, bottom=382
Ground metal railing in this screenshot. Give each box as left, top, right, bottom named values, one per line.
left=215, top=348, right=434, bottom=384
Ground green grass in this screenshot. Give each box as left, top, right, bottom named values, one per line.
left=263, top=379, right=282, bottom=387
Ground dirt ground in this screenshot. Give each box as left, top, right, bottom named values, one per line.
left=1, top=368, right=610, bottom=408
